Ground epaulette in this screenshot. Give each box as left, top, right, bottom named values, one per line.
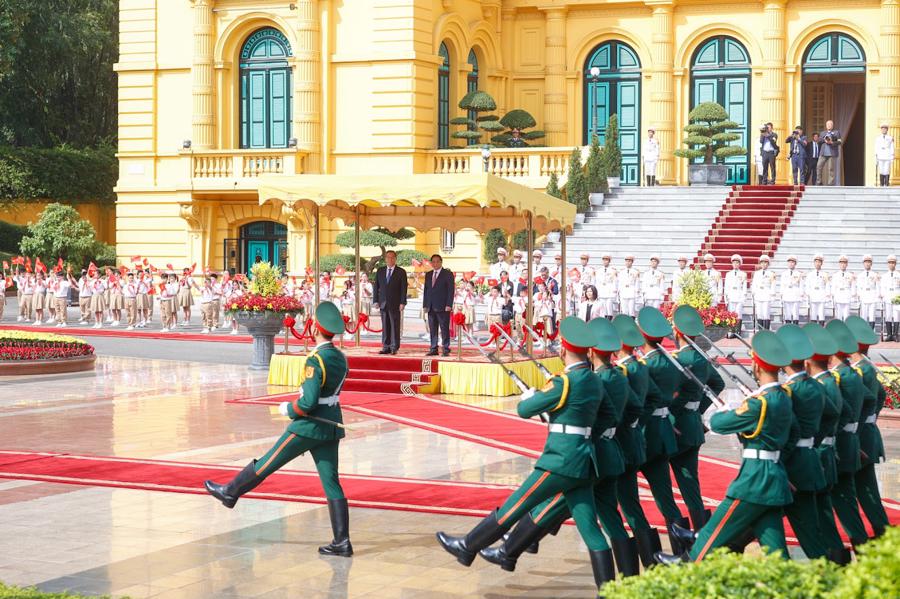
left=617, top=364, right=628, bottom=376
left=832, top=371, right=841, bottom=385
left=853, top=366, right=863, bottom=378
left=781, top=384, right=793, bottom=398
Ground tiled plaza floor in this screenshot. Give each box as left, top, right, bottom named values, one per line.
left=0, top=348, right=898, bottom=598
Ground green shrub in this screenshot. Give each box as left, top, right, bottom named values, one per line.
left=482, top=228, right=508, bottom=261
left=586, top=135, right=607, bottom=194
left=828, top=526, right=900, bottom=599
left=318, top=253, right=355, bottom=274
left=396, top=249, right=428, bottom=268
left=565, top=147, right=589, bottom=213
left=0, top=583, right=115, bottom=598
left=0, top=145, right=117, bottom=206
left=19, top=203, right=101, bottom=268
left=0, top=220, right=26, bottom=252
left=673, top=102, right=746, bottom=165
left=545, top=172, right=562, bottom=199
left=600, top=114, right=623, bottom=180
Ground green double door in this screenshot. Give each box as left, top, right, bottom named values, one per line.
left=693, top=77, right=750, bottom=184
left=586, top=80, right=641, bottom=184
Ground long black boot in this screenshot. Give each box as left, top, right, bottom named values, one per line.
left=851, top=536, right=869, bottom=558
left=204, top=461, right=262, bottom=508
left=666, top=516, right=693, bottom=554
left=652, top=176, right=657, bottom=186
left=689, top=508, right=711, bottom=533
left=611, top=537, right=640, bottom=577
left=437, top=509, right=506, bottom=566
left=590, top=549, right=616, bottom=594
left=319, top=498, right=353, bottom=557
left=479, top=513, right=546, bottom=572
left=827, top=547, right=852, bottom=565
left=885, top=321, right=892, bottom=342
left=634, top=527, right=663, bottom=568
left=654, top=550, right=689, bottom=565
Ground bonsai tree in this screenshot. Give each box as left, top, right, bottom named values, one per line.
left=564, top=147, right=589, bottom=213
left=585, top=135, right=607, bottom=194
left=492, top=109, right=546, bottom=147
left=674, top=101, right=746, bottom=164
left=451, top=91, right=503, bottom=145
left=334, top=227, right=425, bottom=275
left=599, top=114, right=622, bottom=180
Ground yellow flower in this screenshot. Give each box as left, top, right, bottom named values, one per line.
left=267, top=303, right=273, bottom=309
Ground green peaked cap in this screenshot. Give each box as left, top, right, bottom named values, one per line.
left=612, top=315, right=645, bottom=348
left=315, top=302, right=346, bottom=335
left=844, top=315, right=879, bottom=346
left=589, top=317, right=622, bottom=352
left=751, top=330, right=791, bottom=369
left=673, top=305, right=705, bottom=337
left=801, top=323, right=839, bottom=357
left=637, top=306, right=672, bottom=340
left=825, top=319, right=858, bottom=354
left=559, top=316, right=595, bottom=351
left=775, top=324, right=814, bottom=362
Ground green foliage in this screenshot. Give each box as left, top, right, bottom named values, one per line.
left=829, top=526, right=900, bottom=599
left=334, top=227, right=416, bottom=275
left=482, top=228, right=508, bottom=261
left=492, top=109, right=546, bottom=147
left=674, top=102, right=747, bottom=165
left=0, top=145, right=117, bottom=207
left=92, top=241, right=116, bottom=267
left=395, top=249, right=428, bottom=268
left=0, top=220, right=27, bottom=252
left=565, top=147, right=589, bottom=213
left=676, top=269, right=713, bottom=309
left=545, top=172, right=562, bottom=199
left=452, top=91, right=499, bottom=145
left=600, top=114, right=622, bottom=178
left=604, top=548, right=840, bottom=599
left=499, top=109, right=536, bottom=130
left=318, top=253, right=356, bottom=274
left=585, top=135, right=607, bottom=194
left=248, top=262, right=283, bottom=297
left=0, top=582, right=115, bottom=598
left=511, top=229, right=535, bottom=252
left=18, top=203, right=101, bottom=267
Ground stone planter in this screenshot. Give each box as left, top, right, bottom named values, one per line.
left=695, top=326, right=729, bottom=350
left=235, top=311, right=287, bottom=370
left=589, top=192, right=604, bottom=207
left=607, top=176, right=621, bottom=188
left=575, top=213, right=586, bottom=224
left=0, top=354, right=96, bottom=376
left=688, top=164, right=729, bottom=186
left=546, top=231, right=561, bottom=243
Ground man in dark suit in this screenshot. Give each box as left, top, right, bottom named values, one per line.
left=373, top=250, right=407, bottom=354
left=817, top=120, right=842, bottom=185
left=805, top=132, right=820, bottom=185
left=422, top=254, right=455, bottom=356
left=760, top=122, right=779, bottom=184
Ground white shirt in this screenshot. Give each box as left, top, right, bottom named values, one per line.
left=805, top=269, right=830, bottom=302
left=779, top=269, right=804, bottom=302
left=831, top=270, right=855, bottom=302
left=724, top=269, right=748, bottom=302
left=54, top=280, right=71, bottom=299
left=875, top=134, right=895, bottom=161
left=881, top=269, right=900, bottom=300
left=641, top=268, right=666, bottom=301
left=751, top=269, right=776, bottom=301
left=857, top=269, right=880, bottom=302
left=642, top=138, right=660, bottom=162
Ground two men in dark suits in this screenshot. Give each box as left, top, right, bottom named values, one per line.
left=373, top=250, right=407, bottom=354
left=422, top=254, right=455, bottom=356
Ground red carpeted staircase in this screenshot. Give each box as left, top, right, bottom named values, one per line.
left=342, top=355, right=438, bottom=394
left=697, top=185, right=804, bottom=274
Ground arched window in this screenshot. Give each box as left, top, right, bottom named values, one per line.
left=438, top=43, right=451, bottom=149
left=803, top=33, right=865, bottom=73
left=240, top=28, right=293, bottom=149
left=583, top=41, right=641, bottom=184
left=690, top=36, right=751, bottom=184
left=466, top=49, right=480, bottom=146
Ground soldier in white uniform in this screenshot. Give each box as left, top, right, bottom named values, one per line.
left=724, top=254, right=747, bottom=328
left=531, top=250, right=544, bottom=280
left=751, top=254, right=776, bottom=330
left=641, top=255, right=666, bottom=309
left=831, top=255, right=855, bottom=321
left=857, top=254, right=881, bottom=328
left=575, top=253, right=596, bottom=286
left=671, top=255, right=691, bottom=303
left=779, top=255, right=804, bottom=325
left=702, top=253, right=722, bottom=304
left=596, top=253, right=618, bottom=318
left=805, top=253, right=830, bottom=326
left=617, top=255, right=641, bottom=317
left=875, top=124, right=895, bottom=187
left=490, top=248, right=509, bottom=281
left=642, top=128, right=660, bottom=186
left=881, top=255, right=900, bottom=341
left=508, top=250, right=524, bottom=283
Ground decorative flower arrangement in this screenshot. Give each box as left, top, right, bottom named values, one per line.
left=892, top=294, right=900, bottom=305
left=226, top=262, right=304, bottom=315
left=885, top=369, right=900, bottom=410
left=660, top=301, right=740, bottom=331
left=0, top=331, right=94, bottom=361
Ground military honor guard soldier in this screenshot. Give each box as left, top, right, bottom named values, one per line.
left=597, top=253, right=618, bottom=318
left=875, top=123, right=895, bottom=187
left=780, top=255, right=804, bottom=325
left=882, top=255, right=900, bottom=341
left=642, top=128, right=660, bottom=186
left=806, top=254, right=830, bottom=326
left=618, top=255, right=641, bottom=317
left=724, top=254, right=747, bottom=330
left=856, top=255, right=880, bottom=330
left=752, top=255, right=776, bottom=330
left=205, top=303, right=354, bottom=557
left=831, top=256, right=855, bottom=321
left=640, top=255, right=666, bottom=309
left=701, top=253, right=722, bottom=304
left=671, top=255, right=691, bottom=303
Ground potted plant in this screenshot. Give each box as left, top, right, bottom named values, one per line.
left=674, top=101, right=747, bottom=186
left=228, top=262, right=304, bottom=370
left=664, top=270, right=738, bottom=347
left=565, top=147, right=589, bottom=223
left=491, top=109, right=546, bottom=147
left=600, top=114, right=622, bottom=188
left=586, top=134, right=607, bottom=206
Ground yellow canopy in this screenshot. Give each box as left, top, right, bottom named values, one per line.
left=257, top=173, right=575, bottom=235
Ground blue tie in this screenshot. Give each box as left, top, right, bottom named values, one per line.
left=387, top=268, right=392, bottom=282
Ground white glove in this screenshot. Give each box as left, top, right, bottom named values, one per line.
left=278, top=402, right=290, bottom=417
left=520, top=387, right=537, bottom=401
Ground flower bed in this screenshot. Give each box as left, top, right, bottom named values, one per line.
left=226, top=293, right=304, bottom=314
left=660, top=302, right=740, bottom=330
left=0, top=331, right=95, bottom=361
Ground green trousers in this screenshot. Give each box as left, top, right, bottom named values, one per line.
left=641, top=455, right=682, bottom=521
left=688, top=497, right=788, bottom=561
left=529, top=476, right=629, bottom=544
left=816, top=491, right=845, bottom=553
left=254, top=432, right=345, bottom=499
left=616, top=467, right=652, bottom=532
left=855, top=463, right=889, bottom=532
left=784, top=491, right=828, bottom=559
left=832, top=472, right=868, bottom=542
left=670, top=446, right=704, bottom=512
left=496, top=469, right=608, bottom=551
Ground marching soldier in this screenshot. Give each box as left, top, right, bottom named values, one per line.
left=597, top=253, right=618, bottom=318
left=641, top=255, right=666, bottom=309
left=205, top=303, right=354, bottom=557
left=806, top=254, right=830, bottom=326
left=436, top=317, right=616, bottom=592
left=671, top=255, right=691, bottom=303
left=618, top=255, right=641, bottom=317
left=724, top=254, right=747, bottom=331
left=701, top=253, right=722, bottom=304
left=657, top=330, right=794, bottom=563
left=875, top=123, right=895, bottom=187
left=752, top=255, right=776, bottom=330
left=831, top=256, right=855, bottom=321
left=882, top=255, right=899, bottom=341
left=856, top=255, right=880, bottom=330
left=780, top=255, right=804, bottom=325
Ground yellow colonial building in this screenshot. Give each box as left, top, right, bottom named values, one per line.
left=115, top=0, right=900, bottom=274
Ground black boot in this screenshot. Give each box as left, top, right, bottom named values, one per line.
left=851, top=536, right=869, bottom=558
left=204, top=461, right=262, bottom=508
left=634, top=527, right=663, bottom=569
left=590, top=549, right=616, bottom=592
left=654, top=550, right=689, bottom=565
left=689, top=508, right=711, bottom=532
left=885, top=321, right=893, bottom=342
left=437, top=509, right=506, bottom=566
left=666, top=517, right=696, bottom=554
left=652, top=176, right=657, bottom=186
left=319, top=498, right=353, bottom=557
left=893, top=322, right=899, bottom=342
left=611, top=537, right=641, bottom=577
left=479, top=513, right=546, bottom=572
left=827, top=547, right=852, bottom=565
left=725, top=528, right=755, bottom=553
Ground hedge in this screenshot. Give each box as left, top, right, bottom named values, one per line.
left=0, top=221, right=27, bottom=252
left=0, top=584, right=113, bottom=598
left=0, top=145, right=117, bottom=205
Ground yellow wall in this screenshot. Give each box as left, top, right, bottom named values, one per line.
left=0, top=203, right=116, bottom=245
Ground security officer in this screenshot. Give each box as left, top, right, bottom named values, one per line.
left=436, top=317, right=615, bottom=592
left=780, top=255, right=804, bottom=325
left=831, top=256, right=855, bottom=321
left=806, top=254, right=830, bottom=326
left=856, top=255, right=880, bottom=330
left=875, top=123, right=895, bottom=187
left=845, top=316, right=889, bottom=538
left=752, top=255, right=777, bottom=330
left=671, top=306, right=725, bottom=533
left=775, top=325, right=829, bottom=559
left=725, top=254, right=747, bottom=331
left=882, top=255, right=900, bottom=341
left=656, top=330, right=794, bottom=563
left=205, top=302, right=353, bottom=556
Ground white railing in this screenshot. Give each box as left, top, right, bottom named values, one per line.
left=428, top=146, right=581, bottom=188
left=185, top=149, right=307, bottom=189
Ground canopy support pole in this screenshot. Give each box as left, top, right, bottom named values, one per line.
left=525, top=214, right=534, bottom=357
left=314, top=205, right=321, bottom=306
left=354, top=205, right=361, bottom=347
left=560, top=230, right=567, bottom=320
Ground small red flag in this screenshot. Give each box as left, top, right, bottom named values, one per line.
left=166, top=263, right=174, bottom=271
left=475, top=276, right=485, bottom=285
left=142, top=258, right=149, bottom=267
left=335, top=265, right=346, bottom=276
left=1, top=261, right=7, bottom=270
left=463, top=271, right=476, bottom=281
left=305, top=266, right=313, bottom=276
left=131, top=255, right=142, bottom=264
left=118, top=265, right=127, bottom=277
left=189, top=263, right=197, bottom=274
left=488, top=278, right=498, bottom=287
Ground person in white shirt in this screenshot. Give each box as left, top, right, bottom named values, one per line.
left=108, top=273, right=124, bottom=326
left=875, top=124, right=895, bottom=187
left=178, top=268, right=198, bottom=327
left=210, top=273, right=225, bottom=330
left=199, top=276, right=218, bottom=333
left=578, top=285, right=600, bottom=321
left=779, top=255, right=804, bottom=325
left=805, top=254, right=830, bottom=326
left=831, top=255, right=855, bottom=321
left=360, top=273, right=373, bottom=316
left=857, top=255, right=881, bottom=328
left=508, top=250, right=524, bottom=283
left=671, top=256, right=691, bottom=303
left=43, top=274, right=56, bottom=324
left=513, top=286, right=528, bottom=339
left=566, top=270, right=584, bottom=317
left=575, top=253, right=597, bottom=287
left=32, top=272, right=47, bottom=325
left=701, top=253, right=722, bottom=304
left=618, top=255, right=641, bottom=317
left=52, top=272, right=71, bottom=327
left=596, top=253, right=617, bottom=318
left=642, top=128, right=660, bottom=186
left=724, top=254, right=747, bottom=326
left=89, top=273, right=107, bottom=328
left=484, top=285, right=505, bottom=352
left=227, top=279, right=245, bottom=335
left=123, top=272, right=138, bottom=330
left=75, top=271, right=92, bottom=323
left=159, top=273, right=178, bottom=332
left=490, top=248, right=509, bottom=281
left=531, top=249, right=544, bottom=279
left=135, top=272, right=151, bottom=328
left=640, top=255, right=666, bottom=309
left=882, top=255, right=900, bottom=341
left=751, top=255, right=776, bottom=330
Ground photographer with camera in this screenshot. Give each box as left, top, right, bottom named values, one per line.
left=787, top=126, right=808, bottom=185
left=759, top=122, right=780, bottom=184
left=816, top=120, right=842, bottom=185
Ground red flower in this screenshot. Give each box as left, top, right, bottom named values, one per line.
left=226, top=293, right=305, bottom=314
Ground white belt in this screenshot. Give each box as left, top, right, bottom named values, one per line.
left=796, top=438, right=814, bottom=449
left=684, top=401, right=700, bottom=411
left=819, top=436, right=835, bottom=447
left=842, top=422, right=858, bottom=433
left=652, top=408, right=670, bottom=418
left=318, top=395, right=340, bottom=406
left=742, top=449, right=781, bottom=461
left=600, top=427, right=617, bottom=439
left=549, top=423, right=592, bottom=438
left=630, top=419, right=640, bottom=429
left=865, top=414, right=876, bottom=424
